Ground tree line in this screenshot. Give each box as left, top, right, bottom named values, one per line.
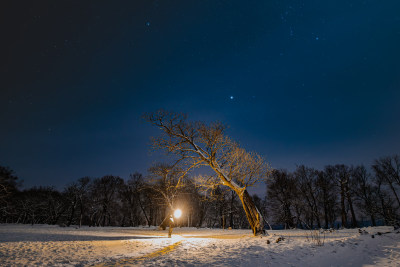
left=267, top=156, right=400, bottom=229
left=0, top=165, right=248, bottom=228
left=1, top=154, right=399, bottom=229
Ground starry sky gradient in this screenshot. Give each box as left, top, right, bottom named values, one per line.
left=1, top=0, right=400, bottom=190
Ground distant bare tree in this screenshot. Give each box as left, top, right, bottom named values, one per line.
left=267, top=169, right=297, bottom=229
left=89, top=175, right=124, bottom=226
left=145, top=110, right=271, bottom=235
left=64, top=177, right=91, bottom=227
left=0, top=166, right=18, bottom=203
left=352, top=165, right=378, bottom=226
left=325, top=165, right=358, bottom=228
left=147, top=163, right=187, bottom=229
left=15, top=187, right=67, bottom=225
left=177, top=180, right=206, bottom=228
left=315, top=170, right=337, bottom=229
left=0, top=166, right=19, bottom=221
left=373, top=155, right=400, bottom=208
left=374, top=168, right=399, bottom=226
left=183, top=180, right=210, bottom=228
left=122, top=173, right=150, bottom=226
left=294, top=165, right=321, bottom=228
left=76, top=177, right=90, bottom=227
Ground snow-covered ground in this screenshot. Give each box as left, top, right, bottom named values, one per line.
left=0, top=224, right=399, bottom=266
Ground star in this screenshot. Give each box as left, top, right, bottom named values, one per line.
left=230, top=96, right=234, bottom=100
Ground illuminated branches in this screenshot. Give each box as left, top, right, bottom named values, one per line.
left=147, top=163, right=186, bottom=209
left=144, top=110, right=271, bottom=235
left=145, top=110, right=270, bottom=192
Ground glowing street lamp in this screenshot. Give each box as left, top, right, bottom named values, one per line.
left=174, top=209, right=182, bottom=219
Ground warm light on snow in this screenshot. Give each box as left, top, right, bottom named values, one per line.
left=174, top=209, right=182, bottom=218
left=0, top=225, right=399, bottom=266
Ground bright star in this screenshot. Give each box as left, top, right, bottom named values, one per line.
left=230, top=96, right=234, bottom=100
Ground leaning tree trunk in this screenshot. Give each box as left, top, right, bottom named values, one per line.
left=137, top=197, right=150, bottom=226
left=239, top=189, right=264, bottom=236
left=159, top=214, right=170, bottom=230
left=159, top=204, right=173, bottom=230
left=211, top=165, right=265, bottom=235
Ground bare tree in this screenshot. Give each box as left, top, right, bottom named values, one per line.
left=147, top=163, right=187, bottom=229
left=267, top=169, right=297, bottom=229
left=0, top=166, right=19, bottom=220
left=64, top=177, right=90, bottom=227
left=184, top=180, right=210, bottom=228
left=123, top=173, right=151, bottom=226
left=372, top=155, right=400, bottom=208
left=315, top=170, right=338, bottom=228
left=89, top=175, right=124, bottom=226
left=325, top=165, right=358, bottom=228
left=76, top=177, right=91, bottom=227
left=295, top=165, right=321, bottom=228
left=144, top=110, right=271, bottom=235
left=352, top=165, right=378, bottom=226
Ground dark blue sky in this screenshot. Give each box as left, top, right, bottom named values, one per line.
left=1, top=0, right=400, bottom=190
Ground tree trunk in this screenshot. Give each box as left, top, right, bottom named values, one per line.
left=346, top=190, right=358, bottom=228
left=229, top=191, right=234, bottom=228
left=322, top=188, right=329, bottom=229
left=323, top=204, right=329, bottom=229
left=79, top=200, right=84, bottom=228
left=370, top=214, right=376, bottom=227
left=238, top=189, right=264, bottom=236
left=102, top=207, right=107, bottom=227
left=310, top=197, right=321, bottom=228
left=197, top=206, right=205, bottom=228
left=340, top=183, right=347, bottom=228
left=159, top=214, right=170, bottom=230
left=67, top=200, right=77, bottom=227
left=137, top=197, right=150, bottom=226
left=379, top=194, right=388, bottom=225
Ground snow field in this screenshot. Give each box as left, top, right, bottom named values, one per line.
left=0, top=224, right=399, bottom=266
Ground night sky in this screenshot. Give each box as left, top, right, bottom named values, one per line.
left=1, top=1, right=400, bottom=190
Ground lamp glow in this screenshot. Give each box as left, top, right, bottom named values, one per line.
left=174, top=209, right=182, bottom=218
